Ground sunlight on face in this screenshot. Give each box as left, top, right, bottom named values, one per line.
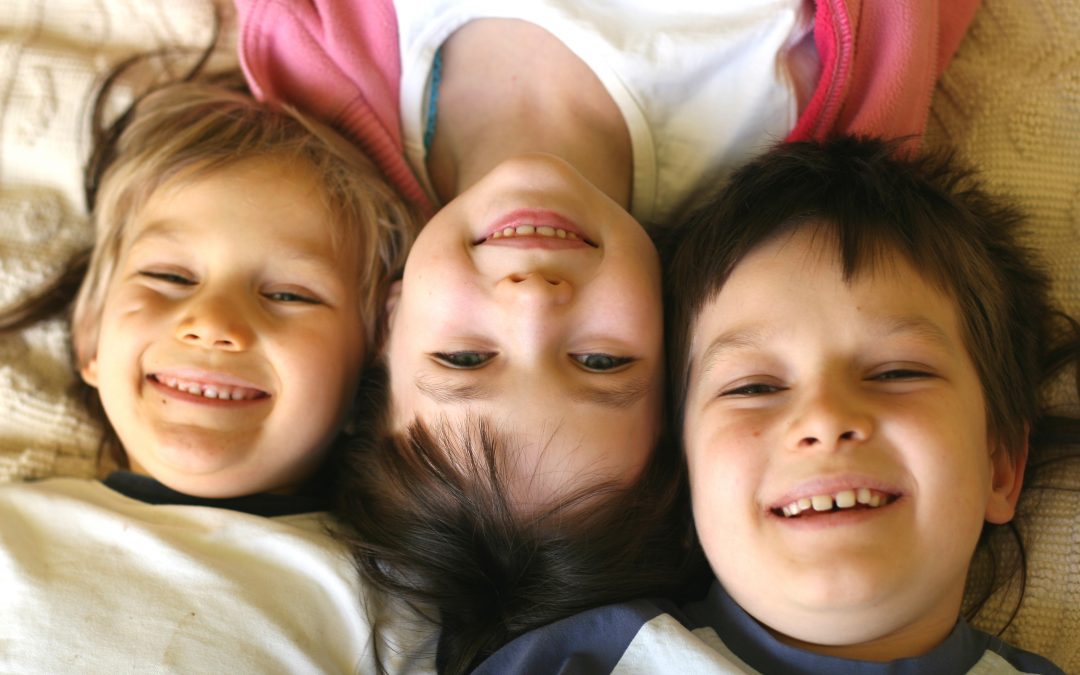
left=682, top=224, right=1023, bottom=660
left=386, top=154, right=664, bottom=509
left=82, top=158, right=365, bottom=498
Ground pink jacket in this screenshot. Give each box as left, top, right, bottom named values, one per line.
left=236, top=0, right=980, bottom=215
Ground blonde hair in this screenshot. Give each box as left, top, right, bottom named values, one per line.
left=73, top=72, right=420, bottom=370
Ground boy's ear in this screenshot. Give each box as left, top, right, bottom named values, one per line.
left=385, top=279, right=402, bottom=328
left=984, top=433, right=1028, bottom=525
left=80, top=355, right=100, bottom=388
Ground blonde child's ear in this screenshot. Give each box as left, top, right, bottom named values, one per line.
left=984, top=434, right=1028, bottom=525
left=385, top=279, right=402, bottom=328
left=80, top=356, right=100, bottom=388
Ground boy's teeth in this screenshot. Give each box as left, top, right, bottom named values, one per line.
left=781, top=488, right=891, bottom=517
left=489, top=225, right=580, bottom=240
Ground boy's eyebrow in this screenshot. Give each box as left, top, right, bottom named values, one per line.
left=695, top=327, right=772, bottom=379
left=874, top=314, right=957, bottom=352
left=694, top=314, right=958, bottom=378
left=415, top=374, right=650, bottom=410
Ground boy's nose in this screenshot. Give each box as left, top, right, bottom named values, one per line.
left=786, top=384, right=872, bottom=451
left=175, top=295, right=255, bottom=351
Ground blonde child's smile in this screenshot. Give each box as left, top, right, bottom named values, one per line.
left=148, top=369, right=270, bottom=403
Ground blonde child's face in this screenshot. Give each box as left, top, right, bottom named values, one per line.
left=81, top=158, right=365, bottom=498
left=681, top=225, right=1025, bottom=660
left=385, top=153, right=664, bottom=509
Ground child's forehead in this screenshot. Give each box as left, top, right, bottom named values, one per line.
left=690, top=226, right=967, bottom=353
left=124, top=157, right=349, bottom=259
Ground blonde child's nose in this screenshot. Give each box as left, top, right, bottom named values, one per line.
left=175, top=295, right=255, bottom=351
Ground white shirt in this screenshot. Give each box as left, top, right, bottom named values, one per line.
left=0, top=477, right=436, bottom=674
left=395, top=0, right=812, bottom=227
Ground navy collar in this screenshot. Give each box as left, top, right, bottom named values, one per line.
left=682, top=581, right=988, bottom=675
left=103, top=471, right=325, bottom=517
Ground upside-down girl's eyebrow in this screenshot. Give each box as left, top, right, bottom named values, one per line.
left=414, top=374, right=492, bottom=403
left=571, top=377, right=652, bottom=409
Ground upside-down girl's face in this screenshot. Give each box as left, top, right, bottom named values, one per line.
left=82, top=158, right=365, bottom=498
left=385, top=153, right=665, bottom=509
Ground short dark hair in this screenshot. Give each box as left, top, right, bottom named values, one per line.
left=664, top=135, right=1080, bottom=630
left=666, top=136, right=1055, bottom=461
left=330, top=362, right=696, bottom=675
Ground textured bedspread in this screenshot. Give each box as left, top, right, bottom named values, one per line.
left=0, top=0, right=1077, bottom=668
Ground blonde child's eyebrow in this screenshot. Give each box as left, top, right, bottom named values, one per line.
left=127, top=219, right=187, bottom=249
left=129, top=218, right=344, bottom=275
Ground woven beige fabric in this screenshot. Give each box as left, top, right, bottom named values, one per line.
left=926, top=0, right=1080, bottom=669
left=0, top=0, right=1076, bottom=669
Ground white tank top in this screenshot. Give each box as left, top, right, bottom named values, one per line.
left=394, top=0, right=815, bottom=227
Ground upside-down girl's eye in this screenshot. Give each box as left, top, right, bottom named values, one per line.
left=139, top=270, right=195, bottom=286
left=572, top=353, right=634, bottom=372
left=432, top=351, right=495, bottom=369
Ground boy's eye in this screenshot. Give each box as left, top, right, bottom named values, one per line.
left=139, top=270, right=195, bottom=285
left=432, top=351, right=495, bottom=369
left=264, top=290, right=320, bottom=304
left=572, top=353, right=634, bottom=372
left=720, top=382, right=784, bottom=397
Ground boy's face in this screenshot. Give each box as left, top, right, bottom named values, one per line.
left=682, top=225, right=1024, bottom=659
left=82, top=158, right=365, bottom=498
left=386, top=153, right=664, bottom=508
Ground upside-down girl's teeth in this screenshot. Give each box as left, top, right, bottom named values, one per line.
left=779, top=488, right=893, bottom=517
left=488, top=225, right=581, bottom=241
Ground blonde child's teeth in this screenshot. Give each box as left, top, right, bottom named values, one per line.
left=797, top=497, right=812, bottom=511
left=811, top=495, right=833, bottom=511
left=158, top=376, right=261, bottom=401
left=856, top=487, right=872, bottom=504
left=517, top=225, right=536, bottom=235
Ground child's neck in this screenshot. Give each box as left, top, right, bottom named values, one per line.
left=766, top=600, right=961, bottom=663
left=425, top=18, right=632, bottom=207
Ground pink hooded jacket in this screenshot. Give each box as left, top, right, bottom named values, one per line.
left=236, top=0, right=980, bottom=216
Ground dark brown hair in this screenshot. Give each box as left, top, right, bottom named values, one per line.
left=332, top=362, right=698, bottom=674
left=664, top=135, right=1080, bottom=628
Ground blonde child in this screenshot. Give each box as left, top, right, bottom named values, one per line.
left=474, top=137, right=1076, bottom=673
left=0, top=68, right=432, bottom=671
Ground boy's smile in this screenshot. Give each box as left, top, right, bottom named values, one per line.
left=682, top=224, right=1024, bottom=661
left=82, top=158, right=365, bottom=498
